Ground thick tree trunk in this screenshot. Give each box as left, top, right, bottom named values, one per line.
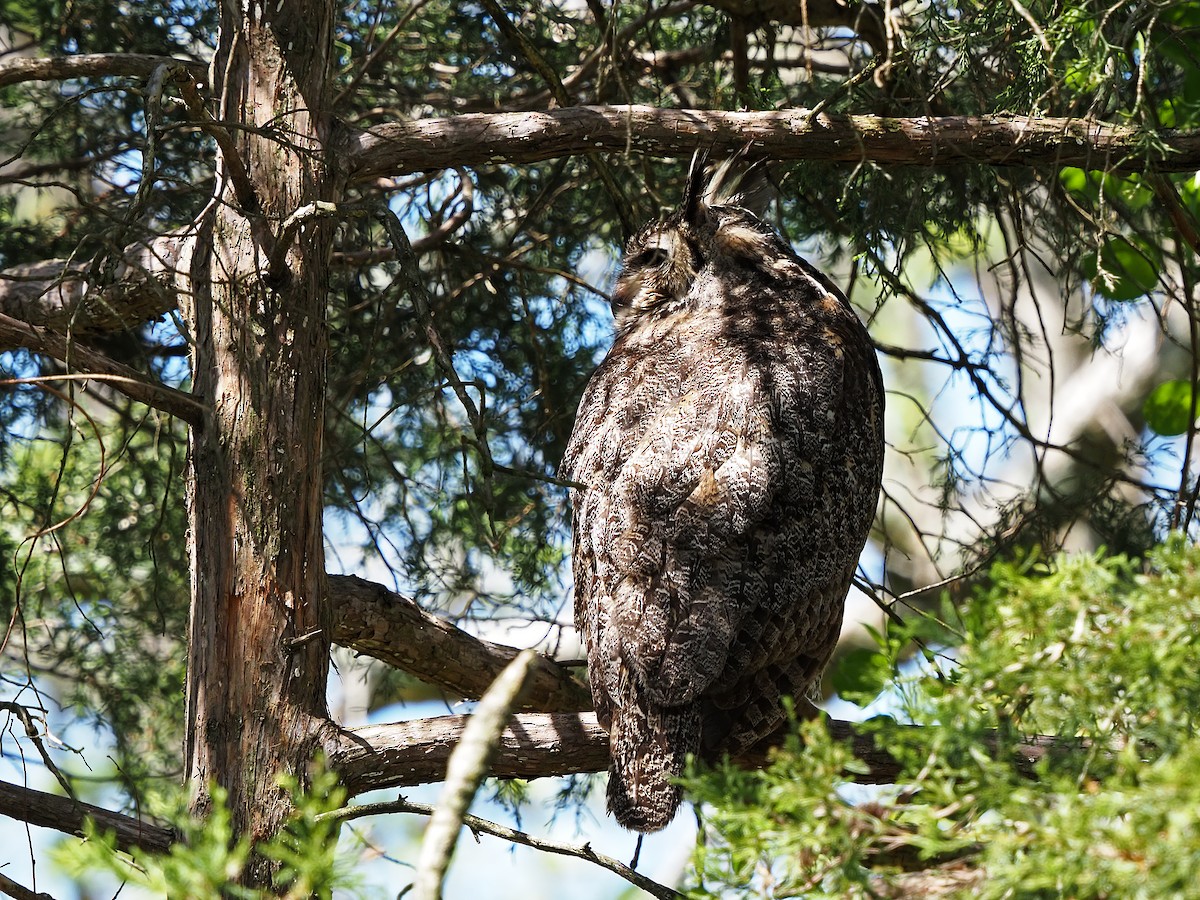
left=180, top=0, right=339, bottom=880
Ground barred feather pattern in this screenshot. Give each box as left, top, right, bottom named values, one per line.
left=561, top=161, right=885, bottom=832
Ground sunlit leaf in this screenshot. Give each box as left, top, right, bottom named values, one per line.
left=1083, top=236, right=1160, bottom=301
left=831, top=647, right=891, bottom=707
left=1144, top=380, right=1197, bottom=437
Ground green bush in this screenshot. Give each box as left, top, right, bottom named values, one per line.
left=685, top=538, right=1200, bottom=898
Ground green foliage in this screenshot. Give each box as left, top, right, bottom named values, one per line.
left=56, top=768, right=359, bottom=898
left=685, top=539, right=1200, bottom=897
left=1144, top=380, right=1198, bottom=437
left=829, top=635, right=897, bottom=708
left=0, top=406, right=188, bottom=789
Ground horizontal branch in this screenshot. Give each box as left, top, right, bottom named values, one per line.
left=0, top=233, right=192, bottom=334
left=0, top=313, right=205, bottom=425
left=328, top=574, right=592, bottom=713
left=0, top=53, right=206, bottom=88
left=0, top=778, right=174, bottom=853
left=327, top=712, right=1053, bottom=798
left=330, top=712, right=608, bottom=795
left=346, top=106, right=1200, bottom=181
left=1, top=712, right=1063, bottom=854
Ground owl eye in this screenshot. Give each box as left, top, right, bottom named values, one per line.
left=627, top=247, right=672, bottom=269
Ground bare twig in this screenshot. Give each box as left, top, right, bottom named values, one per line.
left=0, top=313, right=205, bottom=425
left=321, top=796, right=685, bottom=900
left=334, top=0, right=431, bottom=106
left=412, top=651, right=539, bottom=900
left=374, top=205, right=500, bottom=537
left=174, top=71, right=259, bottom=213
left=0, top=703, right=75, bottom=800
left=475, top=0, right=634, bottom=235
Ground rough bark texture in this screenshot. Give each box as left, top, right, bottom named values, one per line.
left=332, top=713, right=611, bottom=797
left=0, top=233, right=191, bottom=333
left=180, top=0, right=340, bottom=876
left=328, top=574, right=592, bottom=712
left=346, top=107, right=1200, bottom=181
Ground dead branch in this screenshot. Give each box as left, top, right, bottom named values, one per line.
left=0, top=313, right=205, bottom=424
left=0, top=233, right=192, bottom=333
left=345, top=106, right=1200, bottom=181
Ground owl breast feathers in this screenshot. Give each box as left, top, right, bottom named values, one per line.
left=560, top=158, right=885, bottom=833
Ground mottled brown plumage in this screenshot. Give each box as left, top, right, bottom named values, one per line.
left=561, top=159, right=884, bottom=832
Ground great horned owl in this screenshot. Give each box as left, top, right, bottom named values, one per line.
left=560, top=158, right=885, bottom=833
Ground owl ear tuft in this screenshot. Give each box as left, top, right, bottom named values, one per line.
left=704, top=154, right=774, bottom=216
left=682, top=150, right=775, bottom=225
left=682, top=150, right=710, bottom=227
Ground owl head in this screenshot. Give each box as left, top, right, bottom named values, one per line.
left=610, top=154, right=782, bottom=329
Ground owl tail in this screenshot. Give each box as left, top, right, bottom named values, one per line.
left=606, top=685, right=700, bottom=833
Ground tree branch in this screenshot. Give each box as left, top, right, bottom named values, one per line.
left=0, top=233, right=192, bottom=333
left=330, top=712, right=609, bottom=796
left=0, top=779, right=175, bottom=854
left=0, top=712, right=1066, bottom=855
left=327, top=712, right=1050, bottom=798
left=345, top=106, right=1200, bottom=181
left=323, top=797, right=685, bottom=900
left=0, top=703, right=75, bottom=801
left=328, top=573, right=592, bottom=713
left=0, top=313, right=205, bottom=425
left=0, top=53, right=207, bottom=88
left=0, top=872, right=59, bottom=900
left=5, top=112, right=1194, bottom=344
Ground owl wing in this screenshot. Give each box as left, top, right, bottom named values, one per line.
left=567, top=362, right=796, bottom=716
